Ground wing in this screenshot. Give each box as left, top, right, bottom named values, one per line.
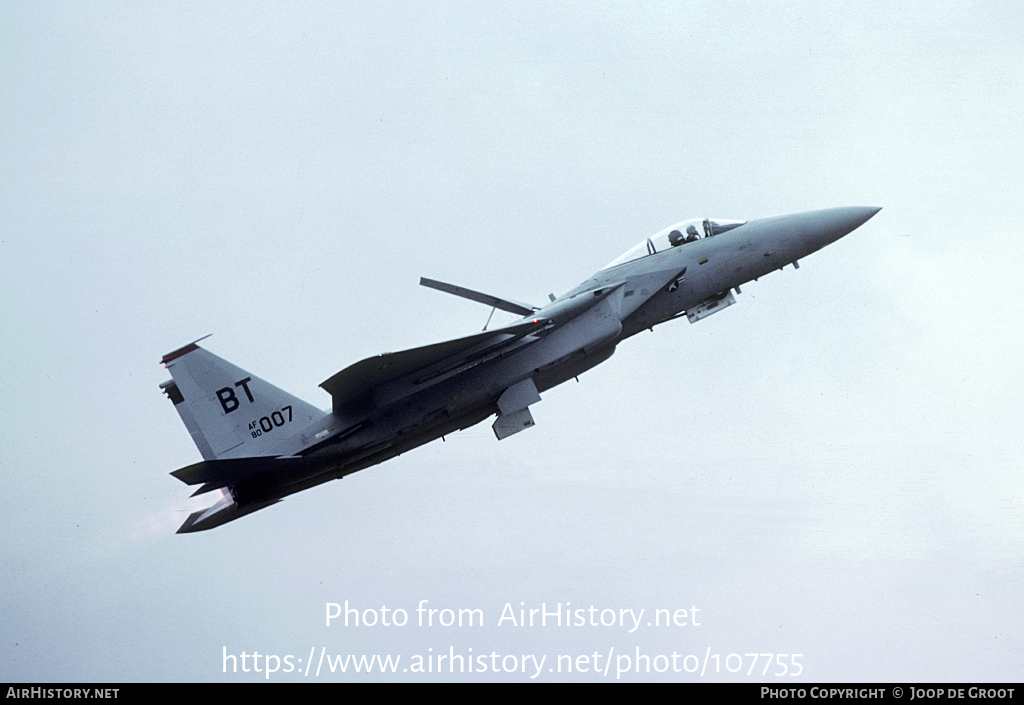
left=320, top=317, right=549, bottom=417
left=419, top=277, right=537, bottom=316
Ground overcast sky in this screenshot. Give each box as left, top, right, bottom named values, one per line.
left=2, top=1, right=1022, bottom=682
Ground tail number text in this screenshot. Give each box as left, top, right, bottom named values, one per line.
left=250, top=406, right=293, bottom=438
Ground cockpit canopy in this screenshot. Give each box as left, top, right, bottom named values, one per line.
left=602, top=217, right=747, bottom=270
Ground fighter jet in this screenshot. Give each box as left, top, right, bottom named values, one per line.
left=160, top=206, right=880, bottom=533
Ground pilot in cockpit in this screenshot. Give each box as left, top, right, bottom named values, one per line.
left=669, top=225, right=702, bottom=248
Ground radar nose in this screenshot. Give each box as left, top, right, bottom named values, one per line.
left=847, top=205, right=882, bottom=228
left=797, top=206, right=882, bottom=252
left=832, top=205, right=881, bottom=231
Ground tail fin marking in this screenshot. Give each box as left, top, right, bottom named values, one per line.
left=160, top=344, right=328, bottom=460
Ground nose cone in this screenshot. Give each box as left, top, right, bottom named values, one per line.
left=799, top=206, right=882, bottom=249
left=826, top=205, right=882, bottom=233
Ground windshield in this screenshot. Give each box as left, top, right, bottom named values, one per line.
left=603, top=218, right=746, bottom=269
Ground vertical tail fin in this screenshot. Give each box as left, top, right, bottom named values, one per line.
left=159, top=341, right=328, bottom=460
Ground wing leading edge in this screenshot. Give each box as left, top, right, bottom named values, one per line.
left=319, top=317, right=549, bottom=416
left=419, top=277, right=537, bottom=316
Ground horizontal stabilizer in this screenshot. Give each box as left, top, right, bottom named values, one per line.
left=171, top=456, right=308, bottom=488
left=420, top=277, right=536, bottom=316
left=176, top=495, right=281, bottom=534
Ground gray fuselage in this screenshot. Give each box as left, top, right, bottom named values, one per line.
left=229, top=207, right=880, bottom=509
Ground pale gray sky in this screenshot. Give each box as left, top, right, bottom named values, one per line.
left=2, top=1, right=1022, bottom=682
